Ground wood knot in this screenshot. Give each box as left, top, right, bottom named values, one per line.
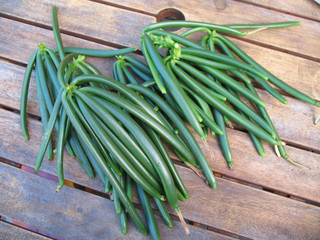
left=214, top=0, right=227, bottom=10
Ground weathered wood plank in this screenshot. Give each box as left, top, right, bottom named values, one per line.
left=169, top=122, right=320, bottom=203
left=245, top=0, right=320, bottom=21
left=0, top=221, right=50, bottom=240
left=0, top=107, right=106, bottom=193
left=1, top=17, right=318, bottom=101
left=1, top=60, right=320, bottom=202
left=1, top=53, right=319, bottom=152
left=102, top=0, right=320, bottom=59
left=1, top=108, right=320, bottom=239
left=0, top=0, right=153, bottom=48
left=176, top=165, right=320, bottom=240
left=0, top=162, right=231, bottom=240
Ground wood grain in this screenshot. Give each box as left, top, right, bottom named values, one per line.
left=1, top=109, right=320, bottom=239
left=1, top=60, right=320, bottom=202
left=0, top=221, right=49, bottom=240
left=0, top=162, right=231, bottom=240
left=0, top=0, right=153, bottom=48
left=244, top=0, right=320, bottom=21
left=101, top=0, right=320, bottom=59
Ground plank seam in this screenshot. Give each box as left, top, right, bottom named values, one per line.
left=88, top=0, right=156, bottom=17
left=233, top=0, right=320, bottom=23
left=0, top=217, right=57, bottom=240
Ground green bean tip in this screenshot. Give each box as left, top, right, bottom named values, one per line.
left=228, top=163, right=234, bottom=171
left=24, top=134, right=30, bottom=141
left=160, top=196, right=167, bottom=201
left=56, top=185, right=63, bottom=192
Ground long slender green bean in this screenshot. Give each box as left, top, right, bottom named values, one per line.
left=180, top=48, right=268, bottom=80
left=170, top=63, right=279, bottom=145
left=45, top=48, right=60, bottom=68
left=63, top=47, right=136, bottom=57
left=52, top=6, right=65, bottom=59
left=41, top=52, right=75, bottom=157
left=213, top=108, right=233, bottom=168
left=137, top=185, right=161, bottom=240
left=126, top=174, right=133, bottom=201
left=181, top=27, right=211, bottom=37
left=56, top=110, right=67, bottom=191
left=223, top=21, right=300, bottom=30
left=180, top=54, right=238, bottom=70
left=78, top=136, right=106, bottom=183
left=70, top=95, right=121, bottom=175
left=216, top=33, right=319, bottom=106
left=121, top=63, right=138, bottom=84
left=77, top=93, right=178, bottom=209
left=35, top=89, right=63, bottom=171
left=225, top=84, right=265, bottom=156
left=35, top=68, right=53, bottom=160
left=143, top=20, right=246, bottom=36
left=176, top=61, right=275, bottom=136
left=247, top=72, right=288, bottom=104
left=196, top=64, right=266, bottom=107
left=82, top=87, right=197, bottom=167
left=153, top=197, right=173, bottom=228
left=143, top=123, right=188, bottom=199
left=123, top=55, right=152, bottom=76
left=61, top=91, right=147, bottom=235
left=72, top=74, right=168, bottom=128
left=21, top=50, right=38, bottom=140
left=90, top=104, right=163, bottom=192
left=126, top=63, right=153, bottom=82
left=144, top=34, right=205, bottom=138
left=69, top=130, right=95, bottom=178
left=141, top=39, right=166, bottom=93
left=213, top=38, right=252, bottom=85
left=74, top=87, right=158, bottom=177
left=75, top=91, right=165, bottom=200
left=127, top=84, right=217, bottom=189
left=115, top=60, right=127, bottom=84
left=57, top=53, right=79, bottom=87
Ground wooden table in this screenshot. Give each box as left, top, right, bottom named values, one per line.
left=1, top=1, right=320, bottom=239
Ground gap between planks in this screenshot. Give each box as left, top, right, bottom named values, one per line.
left=89, top=0, right=156, bottom=17
left=0, top=6, right=319, bottom=64
left=0, top=12, right=140, bottom=53
left=0, top=219, right=54, bottom=240
left=233, top=0, right=320, bottom=23
left=0, top=157, right=244, bottom=239
left=94, top=0, right=320, bottom=24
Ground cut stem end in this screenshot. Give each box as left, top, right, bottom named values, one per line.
left=176, top=208, right=190, bottom=236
